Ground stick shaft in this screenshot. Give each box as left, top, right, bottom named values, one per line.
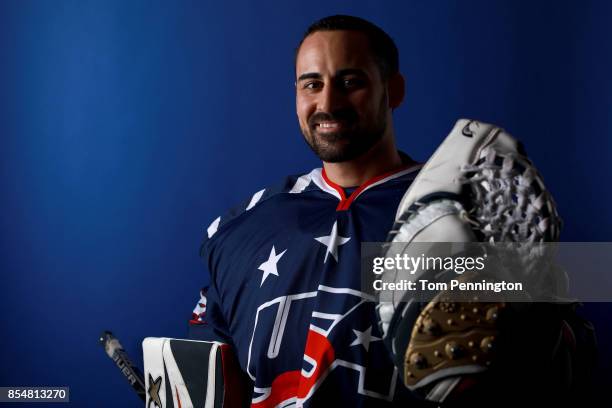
left=99, top=330, right=146, bottom=402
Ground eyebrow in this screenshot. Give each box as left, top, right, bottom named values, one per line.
left=296, top=68, right=368, bottom=82
left=297, top=72, right=322, bottom=82
left=336, top=68, right=367, bottom=77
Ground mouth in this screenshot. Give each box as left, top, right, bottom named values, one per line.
left=314, top=120, right=347, bottom=133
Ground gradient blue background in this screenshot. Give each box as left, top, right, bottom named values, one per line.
left=1, top=0, right=611, bottom=406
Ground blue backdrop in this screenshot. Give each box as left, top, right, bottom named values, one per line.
left=1, top=0, right=610, bottom=406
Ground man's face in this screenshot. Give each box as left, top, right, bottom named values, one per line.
left=295, top=30, right=389, bottom=163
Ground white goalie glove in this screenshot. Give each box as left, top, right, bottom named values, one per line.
left=143, top=338, right=248, bottom=408
left=376, top=119, right=594, bottom=404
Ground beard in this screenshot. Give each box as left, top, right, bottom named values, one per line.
left=301, top=94, right=388, bottom=163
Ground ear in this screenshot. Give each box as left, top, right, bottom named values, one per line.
left=387, top=73, right=405, bottom=109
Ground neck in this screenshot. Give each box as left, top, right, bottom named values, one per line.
left=322, top=133, right=406, bottom=187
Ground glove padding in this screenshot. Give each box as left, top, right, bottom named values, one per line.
left=376, top=119, right=580, bottom=403
left=143, top=338, right=248, bottom=408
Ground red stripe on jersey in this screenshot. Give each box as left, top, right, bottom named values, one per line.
left=321, top=166, right=412, bottom=211
left=252, top=330, right=335, bottom=408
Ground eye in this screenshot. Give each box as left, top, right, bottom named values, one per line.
left=341, top=77, right=365, bottom=89
left=303, top=81, right=322, bottom=90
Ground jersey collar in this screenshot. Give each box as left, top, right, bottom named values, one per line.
left=311, top=163, right=421, bottom=211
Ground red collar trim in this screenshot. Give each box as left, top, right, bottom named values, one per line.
left=321, top=164, right=419, bottom=211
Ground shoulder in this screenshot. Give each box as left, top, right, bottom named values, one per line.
left=202, top=168, right=329, bottom=243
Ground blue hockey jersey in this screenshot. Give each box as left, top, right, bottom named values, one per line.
left=190, top=164, right=426, bottom=407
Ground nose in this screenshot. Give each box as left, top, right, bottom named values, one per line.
left=318, top=83, right=346, bottom=113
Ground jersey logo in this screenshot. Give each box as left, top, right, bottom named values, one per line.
left=248, top=286, right=398, bottom=407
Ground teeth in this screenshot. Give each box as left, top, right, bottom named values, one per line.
left=319, top=122, right=338, bottom=128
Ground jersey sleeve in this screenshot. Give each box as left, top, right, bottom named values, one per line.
left=187, top=276, right=233, bottom=344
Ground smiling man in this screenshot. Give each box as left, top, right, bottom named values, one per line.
left=295, top=19, right=411, bottom=186
left=189, top=15, right=425, bottom=406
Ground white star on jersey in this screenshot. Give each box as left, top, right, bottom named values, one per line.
left=314, top=221, right=351, bottom=263
left=258, top=245, right=287, bottom=286
left=350, top=326, right=382, bottom=352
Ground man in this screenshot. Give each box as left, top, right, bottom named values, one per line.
left=190, top=15, right=425, bottom=406
left=186, top=14, right=598, bottom=408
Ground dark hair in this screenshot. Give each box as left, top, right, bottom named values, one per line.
left=296, top=15, right=399, bottom=80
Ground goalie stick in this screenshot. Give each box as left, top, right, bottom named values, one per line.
left=99, top=330, right=146, bottom=402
